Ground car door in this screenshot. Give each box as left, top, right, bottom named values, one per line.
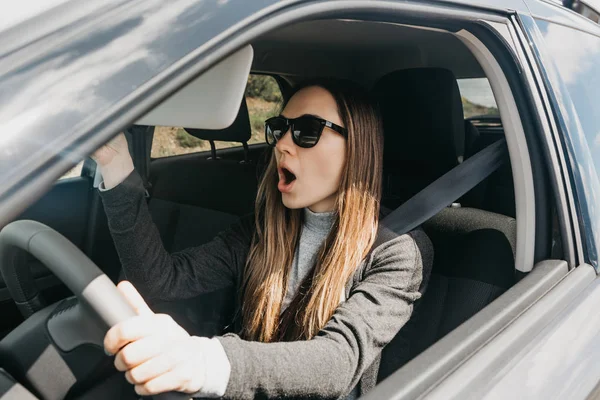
left=0, top=161, right=95, bottom=338
left=363, top=2, right=600, bottom=399
left=444, top=3, right=600, bottom=398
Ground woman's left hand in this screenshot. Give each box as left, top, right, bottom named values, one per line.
left=104, top=281, right=206, bottom=396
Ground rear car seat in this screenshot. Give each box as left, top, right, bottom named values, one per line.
left=371, top=68, right=517, bottom=381
left=461, top=117, right=516, bottom=217
left=141, top=99, right=261, bottom=335
left=148, top=99, right=258, bottom=252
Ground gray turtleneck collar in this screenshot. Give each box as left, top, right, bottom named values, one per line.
left=303, top=207, right=336, bottom=233
left=281, top=208, right=337, bottom=312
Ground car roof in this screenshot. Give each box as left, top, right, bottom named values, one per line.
left=0, top=0, right=71, bottom=33
left=0, top=0, right=267, bottom=225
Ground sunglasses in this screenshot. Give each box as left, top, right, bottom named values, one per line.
left=265, top=115, right=347, bottom=148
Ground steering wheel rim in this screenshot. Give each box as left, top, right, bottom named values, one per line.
left=0, top=220, right=188, bottom=400
left=0, top=220, right=135, bottom=324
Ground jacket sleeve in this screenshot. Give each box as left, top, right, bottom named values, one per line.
left=216, top=229, right=433, bottom=400
left=99, top=170, right=252, bottom=302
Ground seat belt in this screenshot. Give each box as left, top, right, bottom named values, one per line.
left=381, top=139, right=508, bottom=234
left=360, top=139, right=509, bottom=397
left=125, top=125, right=155, bottom=198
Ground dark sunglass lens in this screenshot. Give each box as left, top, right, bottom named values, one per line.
left=293, top=118, right=321, bottom=148
left=265, top=118, right=287, bottom=146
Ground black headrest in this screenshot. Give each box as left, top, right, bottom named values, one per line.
left=373, top=68, right=465, bottom=172
left=184, top=98, right=251, bottom=143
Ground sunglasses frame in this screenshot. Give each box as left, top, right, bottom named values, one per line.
left=265, top=115, right=348, bottom=148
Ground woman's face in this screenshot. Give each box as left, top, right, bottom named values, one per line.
left=274, top=86, right=347, bottom=213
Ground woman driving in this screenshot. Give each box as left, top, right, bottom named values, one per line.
left=94, top=79, right=433, bottom=399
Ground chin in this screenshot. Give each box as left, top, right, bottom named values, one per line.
left=281, top=194, right=307, bottom=210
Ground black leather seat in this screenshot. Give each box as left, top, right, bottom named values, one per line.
left=372, top=68, right=517, bottom=381
left=148, top=98, right=258, bottom=253
left=139, top=99, right=260, bottom=335
left=461, top=118, right=516, bottom=218
left=374, top=68, right=465, bottom=208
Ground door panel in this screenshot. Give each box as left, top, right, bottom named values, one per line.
left=423, top=264, right=596, bottom=400
left=0, top=176, right=92, bottom=337
left=364, top=260, right=569, bottom=400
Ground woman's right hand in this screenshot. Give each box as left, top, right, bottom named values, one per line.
left=92, top=133, right=135, bottom=190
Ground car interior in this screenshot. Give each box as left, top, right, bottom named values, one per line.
left=0, top=18, right=530, bottom=399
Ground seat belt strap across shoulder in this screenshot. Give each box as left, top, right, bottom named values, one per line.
left=380, top=139, right=508, bottom=236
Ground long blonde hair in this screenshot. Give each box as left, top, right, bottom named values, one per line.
left=241, top=79, right=384, bottom=342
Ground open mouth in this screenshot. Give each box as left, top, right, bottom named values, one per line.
left=281, top=168, right=297, bottom=184
left=278, top=166, right=297, bottom=193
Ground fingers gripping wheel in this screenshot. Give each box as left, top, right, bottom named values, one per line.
left=0, top=220, right=189, bottom=400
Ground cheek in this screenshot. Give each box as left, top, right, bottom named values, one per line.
left=305, top=142, right=345, bottom=186
left=328, top=148, right=346, bottom=184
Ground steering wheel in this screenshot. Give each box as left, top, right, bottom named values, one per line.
left=0, top=220, right=188, bottom=400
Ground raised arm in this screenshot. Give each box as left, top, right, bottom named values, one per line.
left=93, top=133, right=251, bottom=302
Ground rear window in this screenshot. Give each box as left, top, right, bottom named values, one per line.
left=457, top=78, right=499, bottom=119
left=151, top=74, right=282, bottom=158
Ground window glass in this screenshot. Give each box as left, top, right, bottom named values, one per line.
left=58, top=161, right=84, bottom=180
left=534, top=18, right=600, bottom=256
left=246, top=75, right=283, bottom=144
left=152, top=127, right=212, bottom=158
left=536, top=20, right=600, bottom=176
left=457, top=78, right=499, bottom=119
left=151, top=74, right=282, bottom=158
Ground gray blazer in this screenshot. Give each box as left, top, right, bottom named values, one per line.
left=100, top=171, right=434, bottom=399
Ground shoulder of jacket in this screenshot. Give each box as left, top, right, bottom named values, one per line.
left=358, top=226, right=431, bottom=277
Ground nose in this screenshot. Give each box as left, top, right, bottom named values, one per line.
left=275, top=126, right=296, bottom=155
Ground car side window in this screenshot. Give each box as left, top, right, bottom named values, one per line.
left=151, top=74, right=282, bottom=158
left=457, top=78, right=499, bottom=119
